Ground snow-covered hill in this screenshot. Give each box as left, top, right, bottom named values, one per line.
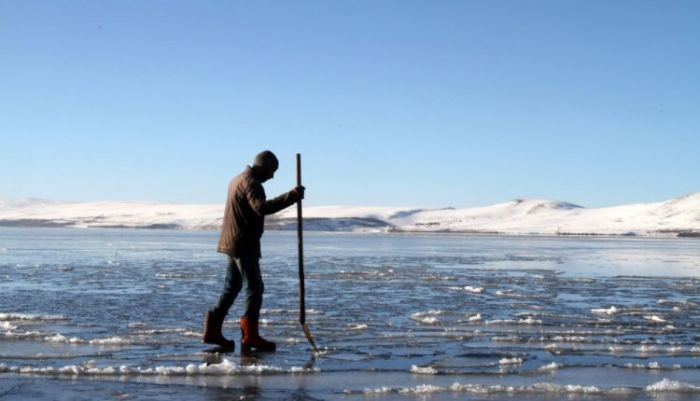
left=0, top=199, right=222, bottom=230
left=1, top=193, right=699, bottom=237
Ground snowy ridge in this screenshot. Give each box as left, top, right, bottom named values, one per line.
left=1, top=192, right=699, bottom=236
left=0, top=198, right=223, bottom=230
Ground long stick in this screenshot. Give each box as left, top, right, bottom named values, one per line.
left=297, top=153, right=318, bottom=352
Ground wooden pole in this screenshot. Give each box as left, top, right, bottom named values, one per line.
left=297, top=153, right=318, bottom=352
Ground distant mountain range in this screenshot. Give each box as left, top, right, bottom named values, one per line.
left=1, top=193, right=699, bottom=237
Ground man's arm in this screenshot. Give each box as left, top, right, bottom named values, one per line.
left=247, top=182, right=303, bottom=216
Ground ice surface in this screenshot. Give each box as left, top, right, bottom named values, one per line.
left=1, top=228, right=700, bottom=400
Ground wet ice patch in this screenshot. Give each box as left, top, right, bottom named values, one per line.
left=360, top=382, right=633, bottom=396
left=89, top=336, right=132, bottom=345
left=155, top=273, right=186, bottom=279
left=400, top=384, right=444, bottom=395
left=411, top=310, right=443, bottom=317
left=0, top=322, right=17, bottom=330
left=0, top=330, right=44, bottom=340
left=361, top=387, right=393, bottom=395
left=44, top=334, right=83, bottom=343
left=546, top=335, right=590, bottom=343
left=0, top=359, right=320, bottom=376
left=609, top=346, right=625, bottom=353
left=644, top=315, right=666, bottom=323
left=626, top=362, right=681, bottom=370
left=637, top=345, right=658, bottom=353
left=0, top=313, right=65, bottom=321
left=591, top=306, right=618, bottom=315
left=130, top=328, right=192, bottom=336
left=411, top=310, right=443, bottom=325
left=537, top=362, right=561, bottom=371
left=487, top=317, right=542, bottom=325
left=410, top=365, right=438, bottom=375
left=499, top=357, right=523, bottom=365
left=646, top=378, right=700, bottom=392
left=658, top=299, right=699, bottom=309
left=449, top=286, right=485, bottom=293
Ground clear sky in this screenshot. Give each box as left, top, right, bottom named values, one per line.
left=1, top=1, right=698, bottom=208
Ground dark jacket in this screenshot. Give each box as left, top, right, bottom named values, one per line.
left=217, top=166, right=298, bottom=257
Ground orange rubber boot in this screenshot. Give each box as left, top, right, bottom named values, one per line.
left=240, top=317, right=276, bottom=351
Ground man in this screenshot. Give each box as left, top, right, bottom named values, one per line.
left=203, top=150, right=304, bottom=351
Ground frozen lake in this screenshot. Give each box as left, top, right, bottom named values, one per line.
left=1, top=228, right=700, bottom=400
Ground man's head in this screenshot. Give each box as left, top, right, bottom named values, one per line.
left=253, top=150, right=279, bottom=181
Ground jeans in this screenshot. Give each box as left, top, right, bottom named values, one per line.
left=210, top=255, right=264, bottom=320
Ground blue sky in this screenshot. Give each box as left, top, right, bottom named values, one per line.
left=2, top=1, right=698, bottom=208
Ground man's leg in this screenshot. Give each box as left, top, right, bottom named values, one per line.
left=203, top=256, right=242, bottom=347
left=212, top=256, right=244, bottom=316
left=236, top=255, right=276, bottom=351
left=236, top=255, right=264, bottom=319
